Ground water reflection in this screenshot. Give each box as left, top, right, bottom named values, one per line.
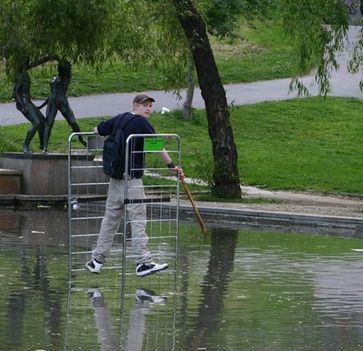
left=88, top=288, right=120, bottom=350
left=313, top=260, right=363, bottom=349
left=3, top=246, right=67, bottom=350
left=81, top=287, right=169, bottom=351
left=1, top=209, right=363, bottom=350
left=187, top=228, right=237, bottom=350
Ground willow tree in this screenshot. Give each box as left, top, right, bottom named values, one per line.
left=0, top=0, right=117, bottom=75
left=181, top=0, right=251, bottom=119
left=171, top=0, right=241, bottom=198
left=0, top=0, right=189, bottom=94
left=167, top=0, right=269, bottom=197
left=279, top=0, right=349, bottom=95
left=168, top=0, right=352, bottom=198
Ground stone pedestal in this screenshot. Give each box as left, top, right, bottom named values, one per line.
left=0, top=152, right=108, bottom=196
left=0, top=168, right=22, bottom=194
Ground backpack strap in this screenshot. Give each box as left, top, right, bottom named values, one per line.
left=112, top=112, right=140, bottom=136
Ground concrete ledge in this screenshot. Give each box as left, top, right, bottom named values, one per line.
left=0, top=152, right=108, bottom=195
left=0, top=193, right=107, bottom=209
left=1, top=193, right=363, bottom=236
left=178, top=204, right=363, bottom=237
left=0, top=194, right=68, bottom=208
left=0, top=168, right=22, bottom=194
left=0, top=168, right=22, bottom=175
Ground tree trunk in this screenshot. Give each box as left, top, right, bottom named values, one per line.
left=172, top=0, right=241, bottom=198
left=182, top=56, right=195, bottom=119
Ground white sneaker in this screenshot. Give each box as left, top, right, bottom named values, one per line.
left=85, top=259, right=103, bottom=273
left=136, top=262, right=168, bottom=277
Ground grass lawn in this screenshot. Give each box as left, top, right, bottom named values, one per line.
left=233, top=97, right=363, bottom=194
left=1, top=96, right=362, bottom=196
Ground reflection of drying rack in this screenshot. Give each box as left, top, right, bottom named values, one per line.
left=65, top=132, right=180, bottom=350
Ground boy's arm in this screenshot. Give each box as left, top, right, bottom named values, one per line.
left=159, top=149, right=183, bottom=176
left=94, top=115, right=119, bottom=135
left=159, top=149, right=173, bottom=166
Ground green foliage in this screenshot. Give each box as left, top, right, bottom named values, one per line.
left=192, top=151, right=214, bottom=187
left=199, top=0, right=275, bottom=37
left=0, top=0, right=189, bottom=88
left=213, top=19, right=306, bottom=83
left=0, top=0, right=116, bottom=74
left=200, top=0, right=246, bottom=37
left=0, top=0, right=355, bottom=95
left=0, top=19, right=307, bottom=102
left=278, top=0, right=349, bottom=95
left=31, top=0, right=114, bottom=63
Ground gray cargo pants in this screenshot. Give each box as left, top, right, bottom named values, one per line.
left=92, top=177, right=151, bottom=265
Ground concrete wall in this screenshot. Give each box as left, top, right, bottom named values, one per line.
left=0, top=152, right=109, bottom=195
left=0, top=168, right=22, bottom=194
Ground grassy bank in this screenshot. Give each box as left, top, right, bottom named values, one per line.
left=0, top=20, right=301, bottom=102
left=1, top=96, right=362, bottom=196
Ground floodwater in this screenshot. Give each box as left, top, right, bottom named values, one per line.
left=1, top=208, right=363, bottom=351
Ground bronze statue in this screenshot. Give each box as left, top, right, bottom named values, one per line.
left=13, top=66, right=46, bottom=154
left=39, top=59, right=86, bottom=152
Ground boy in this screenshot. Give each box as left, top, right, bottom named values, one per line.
left=85, top=93, right=181, bottom=276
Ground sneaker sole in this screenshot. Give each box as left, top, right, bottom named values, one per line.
left=85, top=262, right=101, bottom=274
left=137, top=264, right=168, bottom=277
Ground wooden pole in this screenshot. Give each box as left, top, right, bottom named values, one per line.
left=180, top=176, right=208, bottom=236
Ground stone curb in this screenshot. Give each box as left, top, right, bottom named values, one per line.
left=1, top=194, right=363, bottom=236
left=178, top=204, right=363, bottom=237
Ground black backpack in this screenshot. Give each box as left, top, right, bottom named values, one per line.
left=102, top=113, right=137, bottom=179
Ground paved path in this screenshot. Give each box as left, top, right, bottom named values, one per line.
left=0, top=27, right=362, bottom=126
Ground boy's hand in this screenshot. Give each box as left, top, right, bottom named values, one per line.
left=167, top=162, right=183, bottom=177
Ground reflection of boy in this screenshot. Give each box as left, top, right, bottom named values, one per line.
left=88, top=289, right=119, bottom=350
left=85, top=93, right=182, bottom=277
left=88, top=288, right=166, bottom=351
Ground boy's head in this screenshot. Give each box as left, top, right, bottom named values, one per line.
left=132, top=93, right=155, bottom=118
left=133, top=93, right=155, bottom=105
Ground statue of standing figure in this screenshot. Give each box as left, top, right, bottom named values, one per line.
left=39, top=59, right=87, bottom=152
left=13, top=65, right=46, bottom=154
